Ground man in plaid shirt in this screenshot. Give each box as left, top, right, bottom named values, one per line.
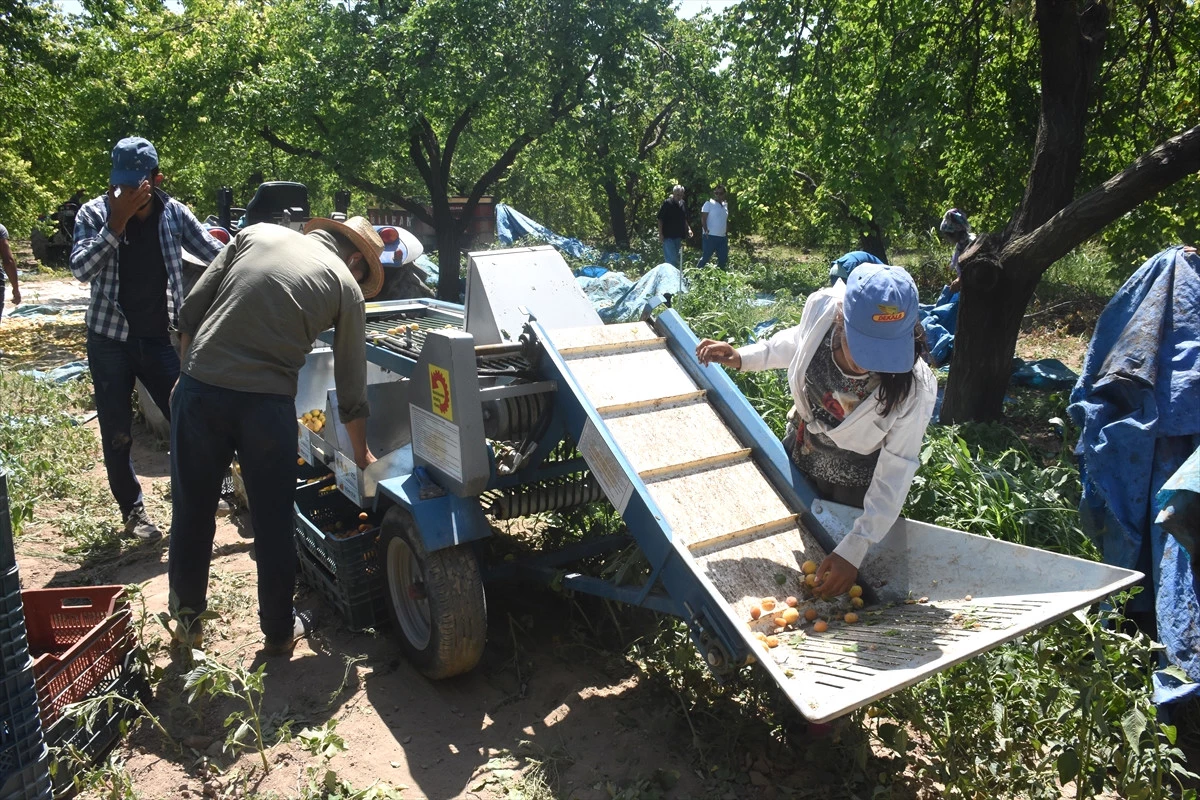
left=70, top=137, right=224, bottom=542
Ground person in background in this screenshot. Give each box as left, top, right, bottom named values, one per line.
left=828, top=250, right=883, bottom=286
left=70, top=137, right=224, bottom=542
left=168, top=216, right=380, bottom=657
left=656, top=184, right=692, bottom=267
left=696, top=264, right=937, bottom=596
left=938, top=208, right=975, bottom=293
left=697, top=185, right=729, bottom=270
left=0, top=222, right=19, bottom=321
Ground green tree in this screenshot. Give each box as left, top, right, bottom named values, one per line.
left=942, top=0, right=1199, bottom=422
left=245, top=0, right=674, bottom=299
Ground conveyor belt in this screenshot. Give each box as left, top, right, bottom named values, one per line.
left=541, top=320, right=1141, bottom=722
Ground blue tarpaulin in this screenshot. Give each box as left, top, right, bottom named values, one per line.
left=575, top=263, right=685, bottom=323
left=1068, top=245, right=1200, bottom=706
left=495, top=204, right=598, bottom=261
left=19, top=360, right=89, bottom=383
left=919, top=285, right=959, bottom=366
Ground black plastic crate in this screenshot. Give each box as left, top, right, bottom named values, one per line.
left=45, top=652, right=150, bottom=796
left=0, top=568, right=19, bottom=605
left=0, top=678, right=45, bottom=787
left=296, top=541, right=387, bottom=632
left=0, top=472, right=13, bottom=572
left=0, top=591, right=30, bottom=678
left=0, top=743, right=51, bottom=800
left=293, top=480, right=383, bottom=583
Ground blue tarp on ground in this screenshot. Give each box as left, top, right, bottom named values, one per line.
left=1068, top=245, right=1200, bottom=706
left=495, top=204, right=598, bottom=261
left=19, top=360, right=89, bottom=383
left=575, top=263, right=685, bottom=323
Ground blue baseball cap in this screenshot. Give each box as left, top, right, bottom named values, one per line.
left=842, top=263, right=919, bottom=373
left=829, top=250, right=884, bottom=284
left=110, top=137, right=158, bottom=187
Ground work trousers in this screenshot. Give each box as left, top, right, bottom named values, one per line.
left=661, top=237, right=683, bottom=267
left=697, top=234, right=729, bottom=270
left=86, top=331, right=178, bottom=517
left=168, top=374, right=299, bottom=640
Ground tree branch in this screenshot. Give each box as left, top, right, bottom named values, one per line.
left=442, top=102, right=479, bottom=187
left=1005, top=123, right=1200, bottom=268
left=637, top=97, right=681, bottom=159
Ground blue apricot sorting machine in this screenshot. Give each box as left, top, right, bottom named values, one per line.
left=292, top=245, right=1140, bottom=723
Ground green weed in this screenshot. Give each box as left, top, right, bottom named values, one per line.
left=183, top=651, right=277, bottom=772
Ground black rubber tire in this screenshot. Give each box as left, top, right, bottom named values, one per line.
left=379, top=506, right=486, bottom=679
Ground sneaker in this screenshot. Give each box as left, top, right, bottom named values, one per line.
left=173, top=618, right=203, bottom=650
left=123, top=505, right=163, bottom=542
left=262, top=610, right=315, bottom=658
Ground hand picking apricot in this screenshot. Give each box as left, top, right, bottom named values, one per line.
left=812, top=620, right=828, bottom=633
left=801, top=560, right=818, bottom=575
left=760, top=597, right=777, bottom=612
left=804, top=574, right=817, bottom=587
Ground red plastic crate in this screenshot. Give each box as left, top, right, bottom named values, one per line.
left=22, top=586, right=133, bottom=729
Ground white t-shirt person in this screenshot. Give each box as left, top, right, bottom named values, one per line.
left=701, top=197, right=728, bottom=237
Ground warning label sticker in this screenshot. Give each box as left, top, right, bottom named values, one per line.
left=429, top=364, right=453, bottom=421
left=578, top=419, right=633, bottom=514
left=411, top=404, right=464, bottom=484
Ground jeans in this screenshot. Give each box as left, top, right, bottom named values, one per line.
left=86, top=331, right=179, bottom=517
left=697, top=234, right=728, bottom=270
left=168, top=374, right=299, bottom=640
left=661, top=237, right=683, bottom=267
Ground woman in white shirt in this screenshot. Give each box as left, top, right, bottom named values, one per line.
left=696, top=264, right=937, bottom=596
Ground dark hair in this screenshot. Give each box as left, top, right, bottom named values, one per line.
left=876, top=324, right=929, bottom=416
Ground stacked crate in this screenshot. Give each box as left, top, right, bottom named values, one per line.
left=0, top=471, right=52, bottom=800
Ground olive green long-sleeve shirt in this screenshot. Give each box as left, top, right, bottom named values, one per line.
left=178, top=225, right=369, bottom=423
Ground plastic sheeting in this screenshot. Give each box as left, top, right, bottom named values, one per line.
left=1010, top=358, right=1078, bottom=391
left=575, top=263, right=685, bottom=323
left=919, top=285, right=959, bottom=366
left=495, top=204, right=597, bottom=261
left=1068, top=245, right=1200, bottom=706
left=1156, top=446, right=1200, bottom=561
left=18, top=360, right=89, bottom=383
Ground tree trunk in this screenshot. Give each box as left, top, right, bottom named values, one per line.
left=941, top=0, right=1108, bottom=423
left=433, top=211, right=463, bottom=302
left=857, top=221, right=888, bottom=265
left=604, top=175, right=630, bottom=250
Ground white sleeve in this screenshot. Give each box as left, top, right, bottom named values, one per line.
left=832, top=365, right=938, bottom=568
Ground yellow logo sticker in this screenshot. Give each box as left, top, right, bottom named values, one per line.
left=872, top=304, right=907, bottom=323
left=429, top=365, right=453, bottom=421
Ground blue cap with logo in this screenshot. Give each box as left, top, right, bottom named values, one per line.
left=842, top=263, right=920, bottom=373
left=110, top=137, right=158, bottom=187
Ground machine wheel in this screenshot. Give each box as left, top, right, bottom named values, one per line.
left=379, top=506, right=486, bottom=679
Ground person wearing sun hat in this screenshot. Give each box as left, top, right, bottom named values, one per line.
left=167, top=215, right=383, bottom=658
left=696, top=264, right=937, bottom=596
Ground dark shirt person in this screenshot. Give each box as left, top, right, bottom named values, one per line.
left=168, top=217, right=381, bottom=657
left=69, top=137, right=224, bottom=541
left=656, top=185, right=692, bottom=267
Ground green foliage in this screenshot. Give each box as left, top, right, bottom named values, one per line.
left=905, top=423, right=1098, bottom=557
left=876, top=595, right=1198, bottom=799
left=298, top=766, right=406, bottom=800
left=183, top=651, right=275, bottom=772
left=299, top=719, right=348, bottom=759
left=0, top=370, right=97, bottom=535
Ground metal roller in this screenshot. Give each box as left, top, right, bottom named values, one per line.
left=490, top=476, right=604, bottom=520
left=482, top=391, right=550, bottom=440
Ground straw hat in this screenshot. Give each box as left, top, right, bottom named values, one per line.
left=304, top=216, right=386, bottom=299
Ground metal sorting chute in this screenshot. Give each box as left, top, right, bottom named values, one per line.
left=536, top=318, right=1141, bottom=722
left=293, top=246, right=1142, bottom=722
